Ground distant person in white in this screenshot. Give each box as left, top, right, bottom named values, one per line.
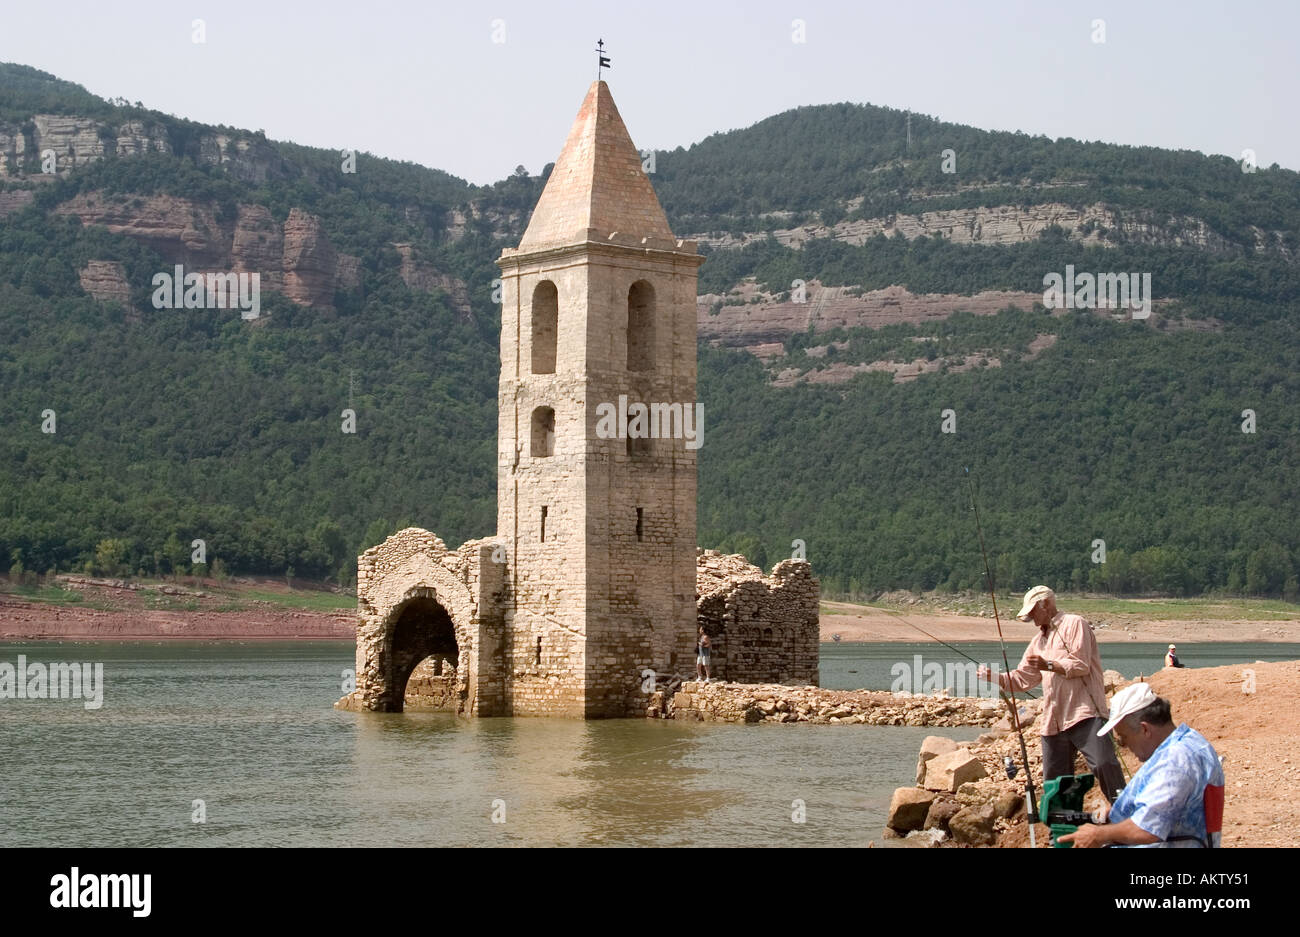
left=1164, top=644, right=1185, bottom=668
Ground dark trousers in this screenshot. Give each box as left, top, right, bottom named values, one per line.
left=1041, top=716, right=1127, bottom=803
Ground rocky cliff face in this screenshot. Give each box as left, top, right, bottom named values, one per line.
left=282, top=208, right=340, bottom=306
left=699, top=282, right=1044, bottom=347
left=393, top=242, right=472, bottom=319
left=700, top=281, right=1206, bottom=386
left=47, top=190, right=466, bottom=311
left=0, top=113, right=278, bottom=181
left=56, top=192, right=359, bottom=308
left=689, top=201, right=1269, bottom=254
left=77, top=260, right=132, bottom=307
left=56, top=192, right=231, bottom=266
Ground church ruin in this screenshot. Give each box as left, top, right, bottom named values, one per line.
left=336, top=81, right=819, bottom=718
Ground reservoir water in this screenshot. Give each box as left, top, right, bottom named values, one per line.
left=1, top=640, right=1292, bottom=847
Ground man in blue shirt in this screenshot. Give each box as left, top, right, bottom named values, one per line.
left=1060, top=682, right=1224, bottom=848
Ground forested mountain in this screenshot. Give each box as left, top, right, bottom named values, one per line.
left=2, top=62, right=1297, bottom=598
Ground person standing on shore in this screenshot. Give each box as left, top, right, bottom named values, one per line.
left=977, top=585, right=1127, bottom=803
left=696, top=626, right=712, bottom=683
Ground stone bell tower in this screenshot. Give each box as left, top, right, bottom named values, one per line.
left=495, top=81, right=704, bottom=717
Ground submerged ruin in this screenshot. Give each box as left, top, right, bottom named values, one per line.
left=336, top=81, right=818, bottom=718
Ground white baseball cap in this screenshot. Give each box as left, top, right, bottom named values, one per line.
left=1015, top=585, right=1055, bottom=621
left=1096, top=682, right=1159, bottom=736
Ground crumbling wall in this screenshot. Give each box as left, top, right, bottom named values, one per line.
left=335, top=528, right=503, bottom=714
left=695, top=549, right=820, bottom=686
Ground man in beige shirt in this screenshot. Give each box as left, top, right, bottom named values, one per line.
left=978, top=585, right=1126, bottom=802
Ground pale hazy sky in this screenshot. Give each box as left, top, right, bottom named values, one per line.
left=3, top=0, right=1297, bottom=185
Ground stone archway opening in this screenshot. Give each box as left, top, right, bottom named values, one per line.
left=388, top=596, right=461, bottom=712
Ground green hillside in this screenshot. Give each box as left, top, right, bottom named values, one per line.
left=1, top=63, right=1297, bottom=598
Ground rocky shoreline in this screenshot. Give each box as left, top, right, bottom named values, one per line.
left=661, top=673, right=1130, bottom=848
left=660, top=679, right=1004, bottom=726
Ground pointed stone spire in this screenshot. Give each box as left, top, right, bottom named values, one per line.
left=517, top=81, right=675, bottom=251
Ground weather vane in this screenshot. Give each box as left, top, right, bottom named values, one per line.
left=596, top=39, right=610, bottom=80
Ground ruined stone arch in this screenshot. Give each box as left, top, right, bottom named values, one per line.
left=346, top=531, right=483, bottom=713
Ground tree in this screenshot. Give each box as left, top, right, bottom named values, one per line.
left=1246, top=544, right=1292, bottom=596
left=94, top=539, right=130, bottom=577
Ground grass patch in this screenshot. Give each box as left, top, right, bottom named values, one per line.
left=1, top=583, right=86, bottom=604
left=143, top=594, right=199, bottom=612
left=825, top=593, right=1300, bottom=622
left=1061, top=596, right=1300, bottom=621
left=240, top=589, right=354, bottom=611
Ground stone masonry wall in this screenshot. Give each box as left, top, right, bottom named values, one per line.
left=695, top=550, right=820, bottom=686
left=336, top=528, right=503, bottom=715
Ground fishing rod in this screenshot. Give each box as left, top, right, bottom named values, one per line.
left=965, top=467, right=1040, bottom=841
left=879, top=607, right=1040, bottom=700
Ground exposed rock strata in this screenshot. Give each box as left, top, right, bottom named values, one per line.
left=688, top=202, right=1269, bottom=255
left=77, top=260, right=132, bottom=307
left=393, top=242, right=472, bottom=319
left=0, top=113, right=278, bottom=181
left=56, top=193, right=359, bottom=308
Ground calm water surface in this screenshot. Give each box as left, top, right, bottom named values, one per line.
left=819, top=641, right=1300, bottom=690
left=1, top=640, right=1289, bottom=847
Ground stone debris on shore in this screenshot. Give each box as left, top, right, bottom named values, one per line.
left=884, top=668, right=1130, bottom=846
left=662, top=680, right=1008, bottom=726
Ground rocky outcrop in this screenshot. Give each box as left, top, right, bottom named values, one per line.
left=699, top=284, right=1044, bottom=347
left=56, top=193, right=230, bottom=266
left=78, top=261, right=132, bottom=307
left=57, top=193, right=359, bottom=308
left=113, top=120, right=172, bottom=158
left=195, top=132, right=281, bottom=183
left=689, top=201, right=1268, bottom=255
left=700, top=282, right=1205, bottom=384
left=282, top=208, right=340, bottom=306
left=393, top=242, right=471, bottom=319
left=445, top=204, right=526, bottom=243
left=0, top=114, right=278, bottom=181
left=31, top=116, right=109, bottom=169
left=230, top=204, right=284, bottom=281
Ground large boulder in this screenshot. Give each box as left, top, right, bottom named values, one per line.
left=994, top=788, right=1026, bottom=819
left=924, top=750, right=990, bottom=792
left=915, top=735, right=959, bottom=784
left=886, top=787, right=937, bottom=833
left=1103, top=669, right=1126, bottom=692
left=956, top=781, right=997, bottom=807
left=924, top=797, right=962, bottom=832
left=949, top=804, right=997, bottom=845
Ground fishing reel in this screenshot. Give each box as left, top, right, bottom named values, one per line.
left=1039, top=773, right=1100, bottom=848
